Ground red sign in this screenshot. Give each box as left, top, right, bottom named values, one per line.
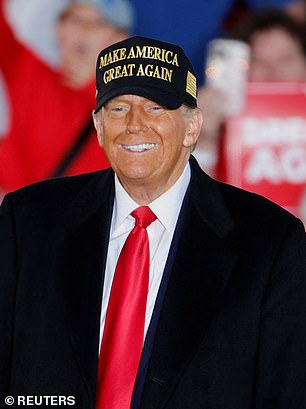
left=223, top=82, right=306, bottom=220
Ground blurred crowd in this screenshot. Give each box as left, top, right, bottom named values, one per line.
left=0, top=0, right=305, bottom=220
left=195, top=5, right=306, bottom=175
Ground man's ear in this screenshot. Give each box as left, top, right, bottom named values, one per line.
left=93, top=110, right=104, bottom=147
left=183, top=108, right=203, bottom=148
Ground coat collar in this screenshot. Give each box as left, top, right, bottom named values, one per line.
left=58, top=168, right=114, bottom=233
left=50, top=169, right=115, bottom=405
left=139, top=156, right=237, bottom=409
left=188, top=155, right=234, bottom=237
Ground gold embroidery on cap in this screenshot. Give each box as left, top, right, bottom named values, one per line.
left=99, top=48, right=127, bottom=68
left=136, top=64, right=173, bottom=82
left=99, top=45, right=179, bottom=86
left=99, top=46, right=179, bottom=69
left=102, top=63, right=173, bottom=84
left=186, top=71, right=197, bottom=99
left=103, top=64, right=136, bottom=84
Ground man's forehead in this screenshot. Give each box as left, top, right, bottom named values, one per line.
left=59, top=4, right=103, bottom=20
left=106, top=94, right=162, bottom=105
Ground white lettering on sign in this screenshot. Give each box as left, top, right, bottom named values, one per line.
left=245, top=147, right=306, bottom=184
left=241, top=117, right=306, bottom=147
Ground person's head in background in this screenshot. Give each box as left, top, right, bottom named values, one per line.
left=56, top=0, right=133, bottom=88
left=234, top=8, right=306, bottom=81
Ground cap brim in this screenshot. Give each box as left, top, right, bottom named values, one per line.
left=94, top=86, right=182, bottom=113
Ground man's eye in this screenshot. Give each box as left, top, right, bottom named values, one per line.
left=108, top=106, right=129, bottom=114
left=148, top=105, right=163, bottom=112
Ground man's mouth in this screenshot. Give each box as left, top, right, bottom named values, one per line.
left=121, top=143, right=156, bottom=153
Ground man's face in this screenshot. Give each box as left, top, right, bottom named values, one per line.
left=250, top=28, right=306, bottom=81
left=94, top=94, right=202, bottom=201
left=56, top=4, right=123, bottom=87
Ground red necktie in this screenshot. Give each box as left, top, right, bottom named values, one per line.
left=96, top=206, right=157, bottom=409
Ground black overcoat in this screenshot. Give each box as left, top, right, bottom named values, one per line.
left=0, top=157, right=305, bottom=409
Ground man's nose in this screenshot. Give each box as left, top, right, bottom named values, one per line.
left=126, top=108, right=148, bottom=134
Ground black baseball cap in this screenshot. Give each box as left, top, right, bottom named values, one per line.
left=94, top=36, right=198, bottom=112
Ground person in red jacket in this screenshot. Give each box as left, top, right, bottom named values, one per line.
left=0, top=0, right=133, bottom=197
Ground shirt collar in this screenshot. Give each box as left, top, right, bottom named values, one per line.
left=112, top=162, right=191, bottom=234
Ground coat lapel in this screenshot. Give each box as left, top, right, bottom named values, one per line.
left=51, top=169, right=114, bottom=404
left=140, top=158, right=237, bottom=409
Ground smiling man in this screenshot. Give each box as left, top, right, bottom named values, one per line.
left=94, top=94, right=200, bottom=204
left=0, top=36, right=306, bottom=409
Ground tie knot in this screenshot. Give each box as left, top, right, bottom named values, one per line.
left=131, top=206, right=157, bottom=229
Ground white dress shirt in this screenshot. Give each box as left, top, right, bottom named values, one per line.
left=99, top=162, right=191, bottom=350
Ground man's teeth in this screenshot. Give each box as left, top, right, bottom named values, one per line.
left=122, top=143, right=155, bottom=152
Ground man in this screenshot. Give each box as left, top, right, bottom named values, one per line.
left=0, top=0, right=133, bottom=196
left=0, top=36, right=306, bottom=409
left=195, top=8, right=306, bottom=177
left=234, top=8, right=306, bottom=81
